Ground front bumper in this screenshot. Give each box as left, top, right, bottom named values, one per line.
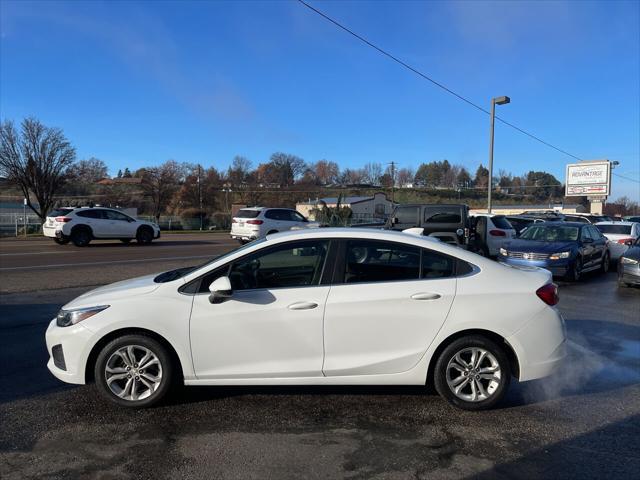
left=619, top=261, right=640, bottom=285
left=500, top=257, right=571, bottom=277
left=45, top=319, right=94, bottom=385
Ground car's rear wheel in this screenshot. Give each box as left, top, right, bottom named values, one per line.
left=434, top=335, right=511, bottom=410
left=95, top=334, right=173, bottom=408
left=54, top=237, right=70, bottom=245
left=600, top=253, right=610, bottom=273
left=136, top=226, right=154, bottom=244
left=71, top=227, right=92, bottom=247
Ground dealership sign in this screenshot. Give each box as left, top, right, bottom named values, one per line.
left=565, top=161, right=611, bottom=197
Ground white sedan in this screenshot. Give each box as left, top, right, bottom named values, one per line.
left=45, top=228, right=566, bottom=410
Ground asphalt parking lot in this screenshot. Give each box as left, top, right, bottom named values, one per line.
left=0, top=234, right=639, bottom=479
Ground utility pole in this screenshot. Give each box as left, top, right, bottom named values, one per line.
left=197, top=164, right=203, bottom=231
left=487, top=96, right=510, bottom=213
left=389, top=161, right=396, bottom=203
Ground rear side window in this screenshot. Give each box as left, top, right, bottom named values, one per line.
left=491, top=216, right=513, bottom=229
left=596, top=224, right=632, bottom=235
left=395, top=206, right=419, bottom=224
left=236, top=209, right=261, bottom=219
left=422, top=249, right=455, bottom=278
left=48, top=208, right=74, bottom=217
left=344, top=240, right=420, bottom=284
left=76, top=209, right=102, bottom=219
left=425, top=212, right=461, bottom=223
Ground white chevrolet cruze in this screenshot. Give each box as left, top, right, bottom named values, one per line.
left=46, top=228, right=566, bottom=410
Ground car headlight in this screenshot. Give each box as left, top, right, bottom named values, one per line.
left=56, top=305, right=110, bottom=327
left=549, top=251, right=571, bottom=260
left=621, top=257, right=639, bottom=265
left=499, top=247, right=508, bottom=256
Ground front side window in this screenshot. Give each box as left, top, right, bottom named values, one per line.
left=104, top=210, right=130, bottom=221
left=228, top=240, right=329, bottom=290
left=344, top=240, right=420, bottom=284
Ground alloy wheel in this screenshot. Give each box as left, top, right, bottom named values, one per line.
left=104, top=345, right=163, bottom=401
left=445, top=347, right=502, bottom=402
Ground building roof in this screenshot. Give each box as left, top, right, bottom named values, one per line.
left=298, top=193, right=388, bottom=206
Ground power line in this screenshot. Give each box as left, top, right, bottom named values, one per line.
left=296, top=0, right=640, bottom=185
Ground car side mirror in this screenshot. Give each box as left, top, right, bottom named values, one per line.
left=208, top=276, right=233, bottom=304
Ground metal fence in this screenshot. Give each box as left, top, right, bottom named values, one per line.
left=0, top=213, right=43, bottom=237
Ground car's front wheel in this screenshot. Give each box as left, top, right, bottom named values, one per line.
left=95, top=334, right=174, bottom=408
left=434, top=335, right=511, bottom=410
left=565, top=258, right=582, bottom=282
left=600, top=253, right=610, bottom=273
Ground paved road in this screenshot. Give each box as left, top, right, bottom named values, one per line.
left=0, top=248, right=638, bottom=478
left=0, top=233, right=238, bottom=293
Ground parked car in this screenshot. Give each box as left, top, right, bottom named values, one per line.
left=45, top=228, right=566, bottom=411
left=387, top=204, right=471, bottom=248
left=469, top=214, right=516, bottom=257
left=595, top=222, right=640, bottom=261
left=499, top=222, right=610, bottom=281
left=562, top=213, right=614, bottom=224
left=43, top=207, right=160, bottom=247
left=504, top=215, right=544, bottom=235
left=618, top=237, right=640, bottom=287
left=230, top=207, right=319, bottom=244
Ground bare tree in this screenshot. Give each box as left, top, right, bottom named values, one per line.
left=396, top=167, right=414, bottom=187
left=362, top=162, right=382, bottom=185
left=0, top=118, right=76, bottom=220
left=227, top=155, right=252, bottom=187
left=141, top=160, right=183, bottom=222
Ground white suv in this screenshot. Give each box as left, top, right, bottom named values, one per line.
left=43, top=207, right=160, bottom=247
left=231, top=207, right=319, bottom=244
left=471, top=214, right=517, bottom=257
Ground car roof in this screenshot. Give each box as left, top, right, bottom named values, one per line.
left=530, top=221, right=585, bottom=227
left=595, top=221, right=636, bottom=226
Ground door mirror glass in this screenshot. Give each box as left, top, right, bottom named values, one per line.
left=208, top=276, right=233, bottom=304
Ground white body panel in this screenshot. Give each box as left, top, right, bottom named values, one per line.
left=595, top=222, right=639, bottom=260
left=45, top=228, right=566, bottom=390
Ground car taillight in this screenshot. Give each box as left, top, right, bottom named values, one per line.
left=246, top=219, right=263, bottom=225
left=536, top=283, right=559, bottom=306
left=489, top=229, right=506, bottom=237
left=617, top=238, right=634, bottom=246
left=55, top=217, right=72, bottom=223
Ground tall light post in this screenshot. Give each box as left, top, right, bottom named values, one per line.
left=487, top=96, right=510, bottom=213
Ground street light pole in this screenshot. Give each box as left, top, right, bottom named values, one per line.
left=487, top=96, right=510, bottom=213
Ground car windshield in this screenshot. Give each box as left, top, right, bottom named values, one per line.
left=596, top=224, right=632, bottom=235
left=519, top=225, right=579, bottom=242
left=154, top=238, right=267, bottom=283
left=235, top=209, right=261, bottom=219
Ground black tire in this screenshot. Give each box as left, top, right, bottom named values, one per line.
left=54, top=237, right=70, bottom=245
left=600, top=253, right=610, bottom=273
left=94, top=334, right=174, bottom=408
left=71, top=227, right=92, bottom=247
left=120, top=238, right=132, bottom=244
left=564, top=257, right=582, bottom=282
left=617, top=268, right=630, bottom=288
left=136, top=226, right=154, bottom=244
left=434, top=335, right=511, bottom=411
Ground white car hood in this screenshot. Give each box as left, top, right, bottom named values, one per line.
left=63, top=273, right=162, bottom=309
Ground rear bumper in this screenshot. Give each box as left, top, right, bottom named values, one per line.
left=507, top=307, right=567, bottom=382
left=42, top=225, right=61, bottom=238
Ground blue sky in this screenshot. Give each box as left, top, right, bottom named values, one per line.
left=1, top=0, right=638, bottom=200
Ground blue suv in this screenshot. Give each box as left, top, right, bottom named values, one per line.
left=499, top=222, right=610, bottom=281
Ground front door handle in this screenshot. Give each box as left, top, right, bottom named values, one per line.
left=411, top=292, right=441, bottom=301
left=288, top=302, right=319, bottom=310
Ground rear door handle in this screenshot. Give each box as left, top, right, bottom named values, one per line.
left=411, top=293, right=441, bottom=301
left=288, top=302, right=318, bottom=310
